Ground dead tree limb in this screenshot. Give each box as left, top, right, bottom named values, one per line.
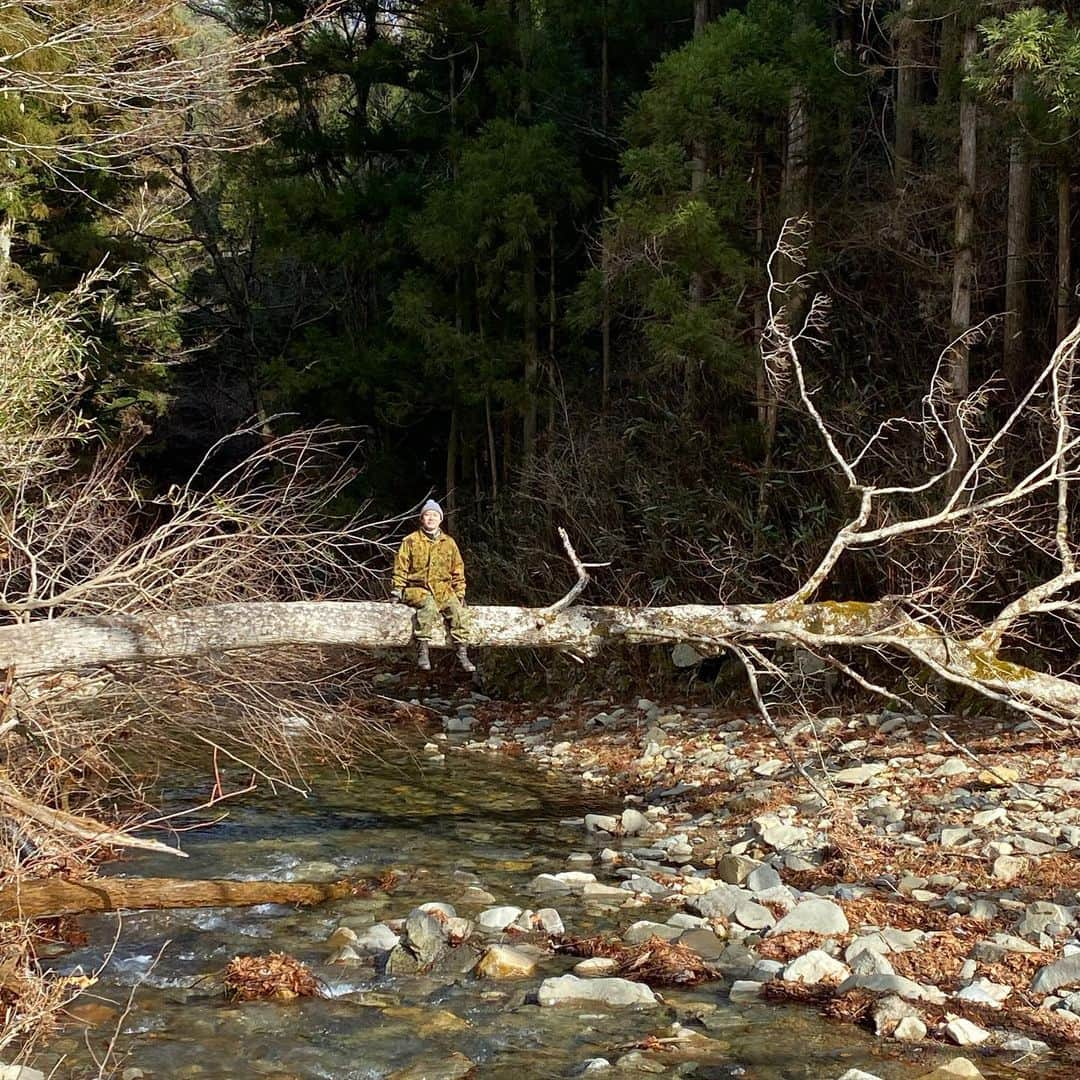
left=0, top=876, right=357, bottom=920
left=0, top=597, right=1077, bottom=723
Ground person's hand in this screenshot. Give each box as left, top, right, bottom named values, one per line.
left=390, top=588, right=404, bottom=603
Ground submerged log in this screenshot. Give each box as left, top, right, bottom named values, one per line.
left=0, top=599, right=1076, bottom=723
left=0, top=876, right=357, bottom=919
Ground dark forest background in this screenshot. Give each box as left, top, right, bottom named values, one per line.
left=6, top=0, right=1080, bottom=605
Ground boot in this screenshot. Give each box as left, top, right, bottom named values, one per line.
left=416, top=641, right=431, bottom=671
left=456, top=644, right=475, bottom=673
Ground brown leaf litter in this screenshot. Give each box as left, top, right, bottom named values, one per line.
left=223, top=952, right=321, bottom=1002
left=560, top=934, right=713, bottom=986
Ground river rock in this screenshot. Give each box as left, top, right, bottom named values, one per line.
left=756, top=821, right=812, bottom=851
left=0, top=1068, right=46, bottom=1080
left=955, top=977, right=1011, bottom=1008
left=831, top=764, right=888, bottom=785
left=574, top=1059, right=612, bottom=1074
left=574, top=957, right=620, bottom=977
left=477, top=906, right=523, bottom=931
left=389, top=1051, right=475, bottom=1080
left=384, top=944, right=422, bottom=975
left=769, top=897, right=848, bottom=936
left=581, top=882, right=626, bottom=900
left=476, top=945, right=537, bottom=978
left=717, top=854, right=759, bottom=884
left=614, top=1052, right=665, bottom=1074
left=537, top=975, right=657, bottom=1007
left=728, top=980, right=763, bottom=1002
left=991, top=855, right=1026, bottom=882
left=916, top=1060, right=985, bottom=1080
left=872, top=994, right=919, bottom=1036
left=893, top=1016, right=927, bottom=1041
left=351, top=923, right=400, bottom=953
left=585, top=813, right=620, bottom=834
left=1031, top=954, right=1080, bottom=994
left=418, top=902, right=457, bottom=918
left=535, top=908, right=565, bottom=936
left=851, top=949, right=894, bottom=977
left=733, top=900, right=775, bottom=930
left=746, top=864, right=782, bottom=893
left=783, top=949, right=849, bottom=985
left=837, top=974, right=946, bottom=1004
left=835, top=1072, right=884, bottom=1080
left=678, top=929, right=726, bottom=961
left=690, top=887, right=744, bottom=920
left=621, top=808, right=649, bottom=836
left=405, top=910, right=448, bottom=961
left=624, top=920, right=682, bottom=944
left=945, top=1016, right=990, bottom=1046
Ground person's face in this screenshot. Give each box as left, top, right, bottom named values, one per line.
left=420, top=509, right=441, bottom=531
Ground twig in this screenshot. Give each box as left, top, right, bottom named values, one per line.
left=544, top=527, right=608, bottom=612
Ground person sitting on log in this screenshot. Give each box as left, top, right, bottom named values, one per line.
left=390, top=499, right=475, bottom=672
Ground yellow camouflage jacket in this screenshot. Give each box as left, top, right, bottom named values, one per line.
left=392, top=530, right=466, bottom=605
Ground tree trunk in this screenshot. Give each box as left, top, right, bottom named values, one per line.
left=445, top=407, right=458, bottom=522
left=0, top=211, right=12, bottom=285
left=523, top=246, right=539, bottom=466
left=689, top=0, right=710, bottom=312
left=1004, top=72, right=1032, bottom=389
left=600, top=1, right=612, bottom=409
left=1, top=600, right=1076, bottom=721
left=947, top=24, right=977, bottom=489
left=0, top=876, right=357, bottom=920
left=1059, top=166, right=1072, bottom=345
left=893, top=0, right=918, bottom=186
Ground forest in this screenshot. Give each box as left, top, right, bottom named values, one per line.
left=2, top=1, right=1080, bottom=1077
left=7, top=0, right=1078, bottom=604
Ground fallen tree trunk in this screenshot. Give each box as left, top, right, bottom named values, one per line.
left=0, top=875, right=357, bottom=919
left=0, top=599, right=1077, bottom=723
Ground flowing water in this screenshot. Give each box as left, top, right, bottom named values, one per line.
left=37, top=742, right=1033, bottom=1079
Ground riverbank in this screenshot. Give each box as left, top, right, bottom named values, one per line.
left=390, top=669, right=1080, bottom=1076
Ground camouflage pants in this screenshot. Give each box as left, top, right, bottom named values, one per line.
left=403, top=588, right=471, bottom=644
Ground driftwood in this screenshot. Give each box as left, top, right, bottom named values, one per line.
left=0, top=598, right=1076, bottom=724
left=0, top=876, right=357, bottom=919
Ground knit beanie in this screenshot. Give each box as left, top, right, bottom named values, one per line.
left=419, top=499, right=444, bottom=523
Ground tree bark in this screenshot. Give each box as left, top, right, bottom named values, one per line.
left=600, top=0, right=611, bottom=409
left=523, top=245, right=539, bottom=465
left=1059, top=166, right=1072, bottom=345
left=0, top=876, right=357, bottom=920
left=689, top=0, right=710, bottom=312
left=1, top=600, right=1076, bottom=721
left=947, top=24, right=977, bottom=489
left=893, top=0, right=918, bottom=186
left=1004, top=72, right=1032, bottom=389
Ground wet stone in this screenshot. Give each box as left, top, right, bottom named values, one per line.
left=537, top=975, right=657, bottom=1008
left=678, top=929, right=726, bottom=961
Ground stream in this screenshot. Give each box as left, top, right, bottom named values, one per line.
left=37, top=740, right=1018, bottom=1079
